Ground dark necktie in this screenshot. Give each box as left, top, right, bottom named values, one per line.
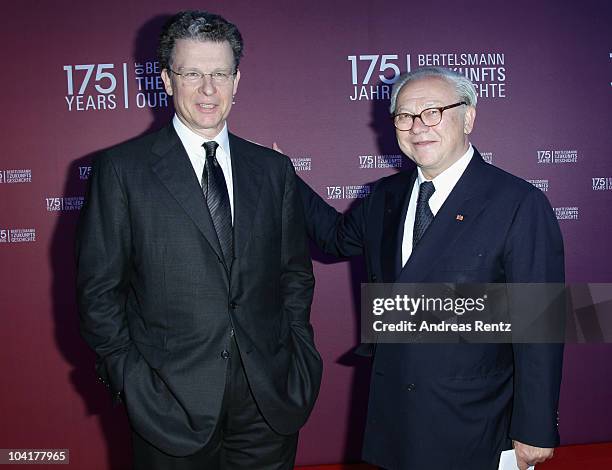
left=202, top=141, right=233, bottom=265
left=413, top=181, right=435, bottom=248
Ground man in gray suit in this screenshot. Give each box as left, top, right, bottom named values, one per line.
left=77, top=10, right=321, bottom=469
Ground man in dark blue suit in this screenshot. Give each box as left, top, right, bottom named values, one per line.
left=298, top=67, right=564, bottom=469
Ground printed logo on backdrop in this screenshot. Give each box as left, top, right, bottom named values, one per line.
left=46, top=197, right=84, bottom=212
left=592, top=177, right=612, bottom=191
left=527, top=179, right=549, bottom=192
left=326, top=184, right=371, bottom=200
left=0, top=228, right=36, bottom=244
left=63, top=61, right=169, bottom=111
left=480, top=152, right=494, bottom=164
left=358, top=154, right=403, bottom=170
left=291, top=157, right=312, bottom=172
left=79, top=166, right=92, bottom=180
left=554, top=207, right=579, bottom=220
left=348, top=52, right=506, bottom=102
left=537, top=149, right=578, bottom=164
left=357, top=152, right=491, bottom=168
left=0, top=169, right=32, bottom=184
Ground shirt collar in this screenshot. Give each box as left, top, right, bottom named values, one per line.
left=417, top=144, right=474, bottom=190
left=172, top=115, right=231, bottom=159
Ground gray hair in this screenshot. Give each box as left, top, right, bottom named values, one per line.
left=389, top=67, right=478, bottom=114
left=158, top=10, right=244, bottom=71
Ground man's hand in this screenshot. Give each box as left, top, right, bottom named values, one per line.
left=513, top=440, right=554, bottom=469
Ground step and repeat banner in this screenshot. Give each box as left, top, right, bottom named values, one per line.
left=1, top=0, right=611, bottom=468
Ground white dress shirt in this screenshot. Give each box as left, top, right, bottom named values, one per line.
left=401, top=144, right=474, bottom=266
left=172, top=115, right=235, bottom=222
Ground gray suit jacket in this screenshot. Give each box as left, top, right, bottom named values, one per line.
left=77, top=125, right=322, bottom=456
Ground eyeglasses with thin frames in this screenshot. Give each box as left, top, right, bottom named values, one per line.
left=169, top=68, right=237, bottom=86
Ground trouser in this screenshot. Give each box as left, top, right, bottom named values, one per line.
left=132, top=339, right=298, bottom=469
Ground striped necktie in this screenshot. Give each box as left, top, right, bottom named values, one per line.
left=202, top=141, right=233, bottom=265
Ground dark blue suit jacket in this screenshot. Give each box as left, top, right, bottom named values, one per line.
left=299, top=149, right=564, bottom=470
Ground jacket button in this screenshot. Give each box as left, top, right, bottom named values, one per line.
left=405, top=383, right=416, bottom=392
left=230, top=302, right=237, bottom=309
left=371, top=275, right=377, bottom=281
left=229, top=328, right=235, bottom=337
left=221, top=350, right=230, bottom=359
left=98, top=376, right=110, bottom=388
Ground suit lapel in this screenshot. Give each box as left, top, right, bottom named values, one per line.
left=381, top=171, right=416, bottom=282
left=397, top=151, right=490, bottom=282
left=150, top=125, right=226, bottom=267
left=229, top=134, right=264, bottom=262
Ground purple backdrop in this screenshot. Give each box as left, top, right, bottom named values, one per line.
left=1, top=1, right=611, bottom=468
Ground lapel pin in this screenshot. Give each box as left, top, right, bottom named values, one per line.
left=456, top=214, right=464, bottom=221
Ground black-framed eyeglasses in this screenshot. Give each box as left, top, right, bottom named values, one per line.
left=169, top=68, right=236, bottom=85
left=392, top=102, right=467, bottom=131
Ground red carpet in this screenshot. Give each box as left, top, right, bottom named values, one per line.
left=295, top=442, right=612, bottom=469
left=296, top=465, right=375, bottom=470
left=539, top=442, right=612, bottom=469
